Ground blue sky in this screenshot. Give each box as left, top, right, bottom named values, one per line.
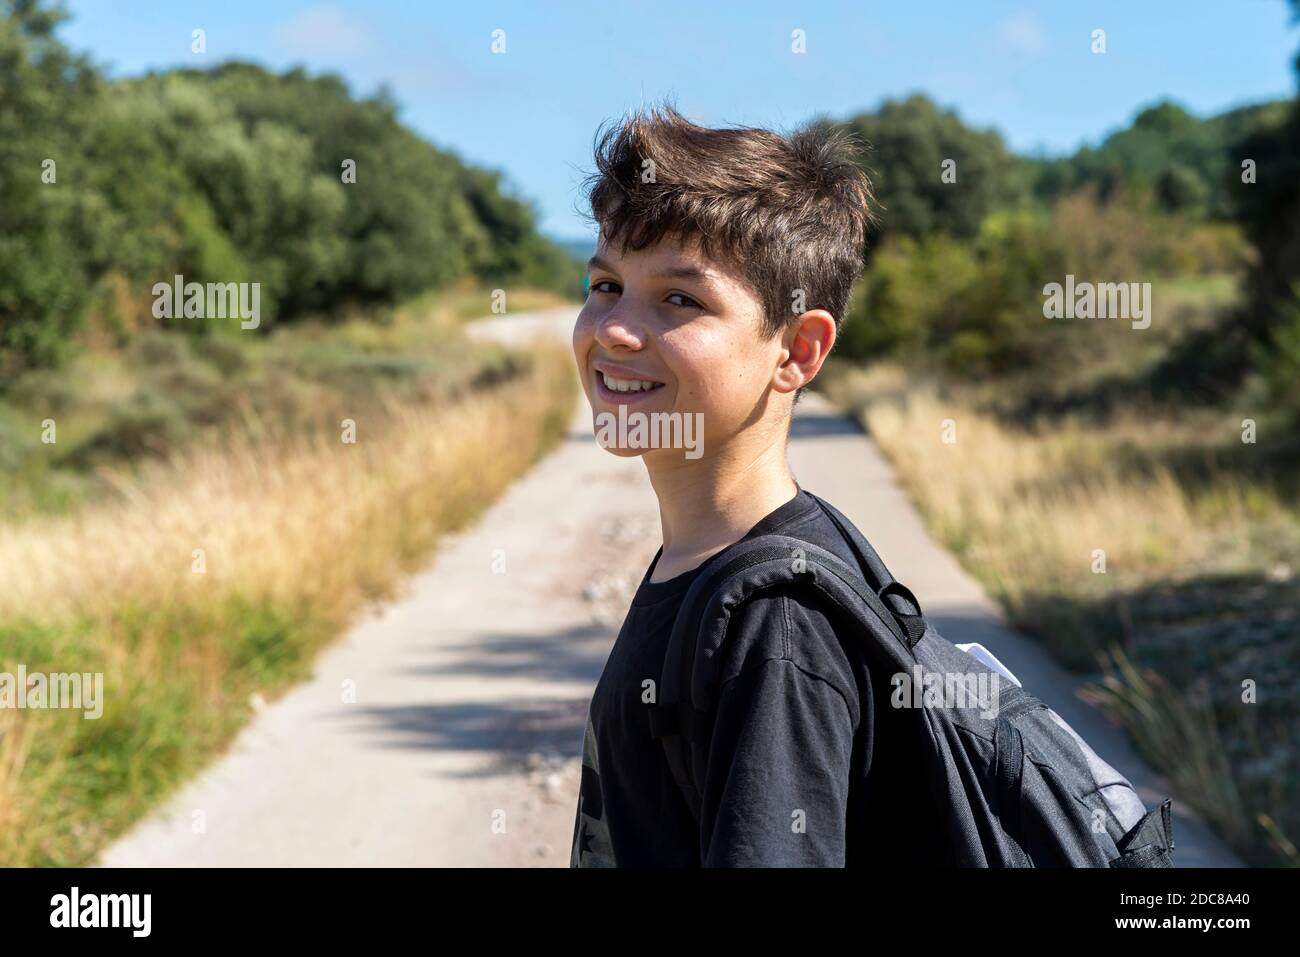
left=61, top=1, right=1299, bottom=242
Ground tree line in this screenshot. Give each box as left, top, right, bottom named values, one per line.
left=0, top=0, right=575, bottom=376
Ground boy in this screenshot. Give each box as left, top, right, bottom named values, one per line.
left=569, top=102, right=947, bottom=867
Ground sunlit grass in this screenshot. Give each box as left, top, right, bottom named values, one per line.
left=824, top=362, right=1299, bottom=866
left=0, top=321, right=575, bottom=865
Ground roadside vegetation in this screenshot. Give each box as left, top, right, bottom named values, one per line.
left=0, top=2, right=581, bottom=865
left=0, top=291, right=577, bottom=865
left=817, top=32, right=1300, bottom=863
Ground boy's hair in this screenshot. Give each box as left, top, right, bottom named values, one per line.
left=582, top=99, right=877, bottom=361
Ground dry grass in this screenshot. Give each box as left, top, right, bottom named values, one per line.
left=824, top=362, right=1299, bottom=866
left=823, top=365, right=1277, bottom=621
left=0, top=342, right=576, bottom=865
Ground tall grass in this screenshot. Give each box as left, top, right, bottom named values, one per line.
left=824, top=362, right=1298, bottom=866
left=828, top=366, right=1263, bottom=626
left=0, top=343, right=576, bottom=866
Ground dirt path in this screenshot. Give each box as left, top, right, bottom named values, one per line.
left=100, top=307, right=1241, bottom=867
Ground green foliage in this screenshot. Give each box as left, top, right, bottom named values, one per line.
left=125, top=62, right=581, bottom=314
left=1250, top=281, right=1300, bottom=420
left=827, top=89, right=1282, bottom=388
left=1233, top=99, right=1300, bottom=320
left=1226, top=0, right=1300, bottom=416
left=1028, top=99, right=1289, bottom=220
left=840, top=210, right=1068, bottom=373
left=0, top=3, right=577, bottom=374
left=0, top=0, right=114, bottom=374
left=840, top=94, right=1028, bottom=242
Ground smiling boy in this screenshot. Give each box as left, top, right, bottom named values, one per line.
left=569, top=102, right=947, bottom=867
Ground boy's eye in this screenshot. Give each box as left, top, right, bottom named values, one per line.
left=588, top=282, right=700, bottom=311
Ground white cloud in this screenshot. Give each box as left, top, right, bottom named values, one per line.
left=992, top=12, right=1049, bottom=59
left=275, top=5, right=381, bottom=57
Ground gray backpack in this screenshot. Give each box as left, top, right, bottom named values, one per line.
left=648, top=493, right=1176, bottom=867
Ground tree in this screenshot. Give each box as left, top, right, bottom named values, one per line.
left=838, top=94, right=1027, bottom=243
left=0, top=3, right=578, bottom=373
left=0, top=0, right=111, bottom=373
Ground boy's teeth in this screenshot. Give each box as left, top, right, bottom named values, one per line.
left=602, top=372, right=662, bottom=393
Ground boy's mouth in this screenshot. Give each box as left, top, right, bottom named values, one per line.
left=593, top=368, right=666, bottom=402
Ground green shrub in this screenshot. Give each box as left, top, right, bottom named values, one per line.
left=840, top=209, right=1068, bottom=374
left=0, top=3, right=577, bottom=375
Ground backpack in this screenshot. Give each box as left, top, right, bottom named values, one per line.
left=647, top=492, right=1176, bottom=867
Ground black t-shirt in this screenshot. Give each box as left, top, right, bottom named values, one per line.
left=569, top=486, right=949, bottom=867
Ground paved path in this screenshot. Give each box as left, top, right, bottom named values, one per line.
left=101, top=307, right=1241, bottom=867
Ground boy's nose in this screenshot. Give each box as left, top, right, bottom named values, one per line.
left=594, top=305, right=645, bottom=351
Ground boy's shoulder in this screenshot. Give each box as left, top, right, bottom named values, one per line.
left=714, top=581, right=865, bottom=727
left=705, top=490, right=872, bottom=721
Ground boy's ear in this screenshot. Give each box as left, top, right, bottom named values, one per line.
left=772, top=309, right=836, bottom=395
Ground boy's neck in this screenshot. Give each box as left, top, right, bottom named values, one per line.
left=645, top=440, right=798, bottom=583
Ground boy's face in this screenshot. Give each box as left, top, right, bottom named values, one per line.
left=573, top=233, right=787, bottom=461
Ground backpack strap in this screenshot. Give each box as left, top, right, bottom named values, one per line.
left=648, top=531, right=924, bottom=823
left=807, top=492, right=896, bottom=589
left=807, top=491, right=926, bottom=619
